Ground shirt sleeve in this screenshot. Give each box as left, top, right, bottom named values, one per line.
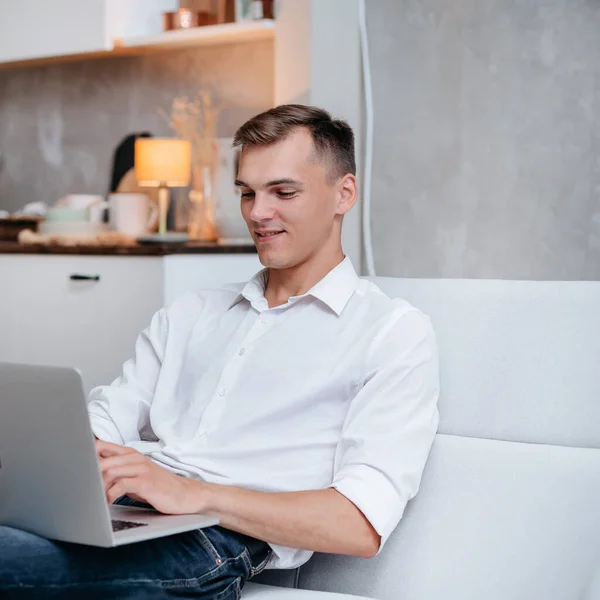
left=87, top=305, right=169, bottom=445
left=329, top=307, right=440, bottom=554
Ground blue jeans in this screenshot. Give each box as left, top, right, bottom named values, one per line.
left=0, top=496, right=272, bottom=599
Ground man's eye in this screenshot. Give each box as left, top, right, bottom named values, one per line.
left=277, top=191, right=296, bottom=199
left=240, top=191, right=255, bottom=199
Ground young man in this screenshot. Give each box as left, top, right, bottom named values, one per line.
left=0, top=105, right=439, bottom=599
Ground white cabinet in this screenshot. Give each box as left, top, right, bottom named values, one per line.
left=0, top=0, right=107, bottom=63
left=163, top=253, right=262, bottom=304
left=0, top=0, right=177, bottom=63
left=0, top=253, right=261, bottom=393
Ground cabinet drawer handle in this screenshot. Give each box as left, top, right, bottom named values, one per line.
left=69, top=274, right=100, bottom=281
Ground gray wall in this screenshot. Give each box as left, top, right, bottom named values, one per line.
left=368, top=0, right=600, bottom=280
left=0, top=41, right=274, bottom=213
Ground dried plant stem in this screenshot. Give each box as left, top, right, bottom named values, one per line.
left=160, top=90, right=223, bottom=240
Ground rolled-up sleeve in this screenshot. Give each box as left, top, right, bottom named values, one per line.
left=87, top=305, right=169, bottom=444
left=329, top=307, right=440, bottom=554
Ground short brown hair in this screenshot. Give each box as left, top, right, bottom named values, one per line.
left=233, top=104, right=356, bottom=182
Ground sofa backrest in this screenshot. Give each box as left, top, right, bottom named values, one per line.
left=254, top=279, right=600, bottom=599
left=370, top=277, right=600, bottom=449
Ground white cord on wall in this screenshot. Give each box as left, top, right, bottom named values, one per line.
left=358, top=0, right=376, bottom=277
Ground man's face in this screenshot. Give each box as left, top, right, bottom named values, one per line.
left=236, top=128, right=341, bottom=270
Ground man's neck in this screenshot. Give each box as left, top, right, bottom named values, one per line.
left=264, top=250, right=345, bottom=309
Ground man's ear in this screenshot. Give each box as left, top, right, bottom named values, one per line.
left=335, top=174, right=358, bottom=216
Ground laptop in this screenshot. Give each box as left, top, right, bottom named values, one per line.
left=0, top=362, right=220, bottom=547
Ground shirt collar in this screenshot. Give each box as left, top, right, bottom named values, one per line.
left=230, top=268, right=269, bottom=311
left=304, top=257, right=359, bottom=315
left=229, top=257, right=359, bottom=316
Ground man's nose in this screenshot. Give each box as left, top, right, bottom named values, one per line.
left=250, top=193, right=276, bottom=222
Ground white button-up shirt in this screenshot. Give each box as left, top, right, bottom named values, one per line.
left=88, top=258, right=440, bottom=569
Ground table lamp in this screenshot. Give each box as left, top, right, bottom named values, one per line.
left=134, top=138, right=191, bottom=243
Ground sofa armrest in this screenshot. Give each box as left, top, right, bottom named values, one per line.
left=242, top=582, right=376, bottom=599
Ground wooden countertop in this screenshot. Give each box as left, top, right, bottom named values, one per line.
left=0, top=241, right=257, bottom=256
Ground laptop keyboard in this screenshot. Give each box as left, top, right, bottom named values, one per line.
left=111, top=519, right=148, bottom=533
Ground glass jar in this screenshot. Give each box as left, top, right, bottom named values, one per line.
left=187, top=164, right=217, bottom=241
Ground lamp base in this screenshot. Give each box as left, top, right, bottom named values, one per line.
left=136, top=232, right=189, bottom=244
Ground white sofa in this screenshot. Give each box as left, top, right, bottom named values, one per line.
left=243, top=277, right=600, bottom=600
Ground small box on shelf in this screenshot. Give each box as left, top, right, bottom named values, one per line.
left=177, top=0, right=274, bottom=24
left=177, top=0, right=235, bottom=25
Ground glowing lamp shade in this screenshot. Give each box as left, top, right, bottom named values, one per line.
left=135, top=138, right=191, bottom=186
left=135, top=138, right=191, bottom=236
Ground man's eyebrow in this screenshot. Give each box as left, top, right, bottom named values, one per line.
left=234, top=178, right=302, bottom=188
left=265, top=178, right=302, bottom=187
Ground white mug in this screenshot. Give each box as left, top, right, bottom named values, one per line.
left=108, top=193, right=159, bottom=236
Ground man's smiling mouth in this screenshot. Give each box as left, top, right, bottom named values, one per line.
left=255, top=230, right=285, bottom=238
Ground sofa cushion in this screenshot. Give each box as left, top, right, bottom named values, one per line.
left=370, top=277, right=600, bottom=448
left=242, top=582, right=375, bottom=599
left=297, top=434, right=600, bottom=600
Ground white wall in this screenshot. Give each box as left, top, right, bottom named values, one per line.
left=275, top=0, right=364, bottom=273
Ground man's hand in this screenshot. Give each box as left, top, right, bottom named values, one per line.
left=96, top=440, right=206, bottom=514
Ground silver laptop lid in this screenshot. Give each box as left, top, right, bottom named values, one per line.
left=0, top=362, right=113, bottom=546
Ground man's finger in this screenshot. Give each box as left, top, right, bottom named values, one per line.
left=99, top=453, right=145, bottom=473
left=102, top=463, right=148, bottom=492
left=96, top=440, right=133, bottom=457
left=126, top=492, right=147, bottom=504
left=106, top=477, right=139, bottom=505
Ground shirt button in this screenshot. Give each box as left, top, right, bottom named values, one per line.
left=219, top=388, right=226, bottom=396
left=238, top=348, right=246, bottom=356
left=260, top=317, right=268, bottom=324
left=198, top=431, right=206, bottom=437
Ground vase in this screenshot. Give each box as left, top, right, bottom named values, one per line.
left=187, top=162, right=218, bottom=242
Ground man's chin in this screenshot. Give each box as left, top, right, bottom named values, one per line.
left=256, top=250, right=291, bottom=270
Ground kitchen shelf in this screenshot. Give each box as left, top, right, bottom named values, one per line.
left=115, top=19, right=275, bottom=53
left=0, top=20, right=275, bottom=70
